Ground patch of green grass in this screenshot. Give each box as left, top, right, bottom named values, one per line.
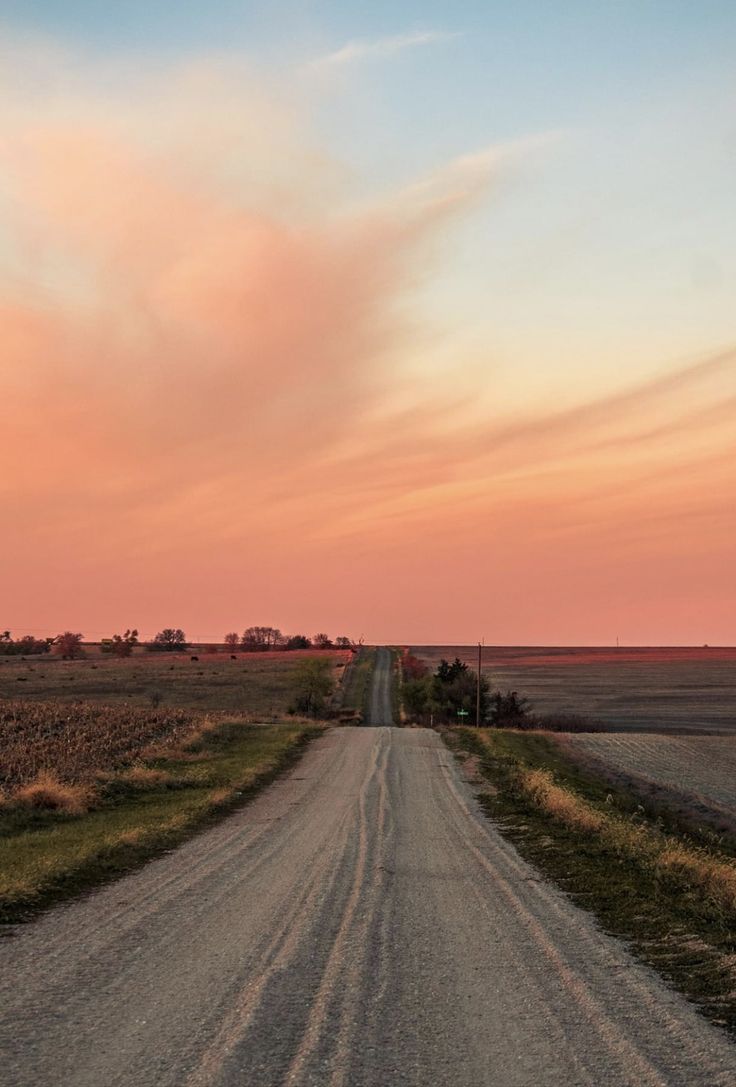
left=0, top=721, right=322, bottom=923
left=446, top=727, right=736, bottom=1035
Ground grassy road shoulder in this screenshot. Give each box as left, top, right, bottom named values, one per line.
left=339, top=648, right=377, bottom=721
left=1, top=721, right=322, bottom=924
left=446, top=727, right=736, bottom=1035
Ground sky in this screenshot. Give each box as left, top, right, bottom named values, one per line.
left=0, top=2, right=734, bottom=645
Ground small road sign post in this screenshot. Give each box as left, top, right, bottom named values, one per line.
left=457, top=709, right=469, bottom=721
left=476, top=641, right=482, bottom=727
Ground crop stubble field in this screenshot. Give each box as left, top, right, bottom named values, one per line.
left=0, top=650, right=350, bottom=802
left=413, top=645, right=736, bottom=732
left=0, top=701, right=204, bottom=789
left=0, top=650, right=347, bottom=919
left=560, top=732, right=736, bottom=821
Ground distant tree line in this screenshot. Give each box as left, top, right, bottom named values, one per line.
left=1, top=631, right=93, bottom=660
left=145, top=629, right=188, bottom=653
left=1, top=626, right=355, bottom=658
left=223, top=627, right=354, bottom=652
left=0, top=632, right=54, bottom=656
left=101, top=629, right=139, bottom=657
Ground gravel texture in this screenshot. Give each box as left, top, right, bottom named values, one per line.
left=367, top=646, right=393, bottom=726
left=3, top=723, right=736, bottom=1085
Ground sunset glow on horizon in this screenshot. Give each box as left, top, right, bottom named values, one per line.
left=1, top=3, right=735, bottom=645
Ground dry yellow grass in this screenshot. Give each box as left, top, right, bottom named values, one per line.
left=519, top=767, right=606, bottom=835
left=15, top=772, right=94, bottom=815
left=515, top=763, right=736, bottom=915
left=115, top=766, right=175, bottom=790
left=655, top=845, right=736, bottom=913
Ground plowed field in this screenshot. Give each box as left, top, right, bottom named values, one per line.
left=412, top=647, right=736, bottom=732
left=563, top=733, right=736, bottom=814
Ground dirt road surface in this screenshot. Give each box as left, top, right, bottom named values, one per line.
left=367, top=646, right=394, bottom=726
left=3, top=727, right=736, bottom=1085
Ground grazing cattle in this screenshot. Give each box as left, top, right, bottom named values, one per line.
left=230, top=654, right=237, bottom=660
left=190, top=655, right=199, bottom=662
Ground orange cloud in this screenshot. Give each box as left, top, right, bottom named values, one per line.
left=0, top=39, right=734, bottom=643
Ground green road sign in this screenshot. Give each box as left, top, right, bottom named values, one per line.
left=457, top=709, right=469, bottom=717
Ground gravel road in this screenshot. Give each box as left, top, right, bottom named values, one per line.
left=3, top=726, right=736, bottom=1086
left=367, top=646, right=393, bottom=725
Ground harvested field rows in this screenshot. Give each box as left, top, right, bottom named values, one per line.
left=0, top=701, right=206, bottom=789
left=563, top=733, right=736, bottom=815
left=412, top=647, right=736, bottom=732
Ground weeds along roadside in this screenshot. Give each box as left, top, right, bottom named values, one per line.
left=445, top=726, right=736, bottom=1037
left=0, top=719, right=323, bottom=925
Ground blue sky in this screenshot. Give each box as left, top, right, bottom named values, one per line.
left=3, top=3, right=735, bottom=375
left=3, top=1, right=735, bottom=404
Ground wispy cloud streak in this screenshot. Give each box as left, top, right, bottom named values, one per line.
left=309, top=30, right=458, bottom=70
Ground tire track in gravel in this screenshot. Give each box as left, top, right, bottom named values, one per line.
left=3, top=726, right=736, bottom=1086
left=367, top=647, right=394, bottom=726
left=437, top=756, right=693, bottom=1085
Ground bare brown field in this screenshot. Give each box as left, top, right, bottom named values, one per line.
left=412, top=646, right=736, bottom=732
left=560, top=732, right=736, bottom=819
left=0, top=649, right=350, bottom=715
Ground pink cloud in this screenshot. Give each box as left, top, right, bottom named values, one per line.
left=0, top=40, right=734, bottom=642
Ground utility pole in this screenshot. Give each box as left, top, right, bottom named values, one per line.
left=476, top=640, right=482, bottom=727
